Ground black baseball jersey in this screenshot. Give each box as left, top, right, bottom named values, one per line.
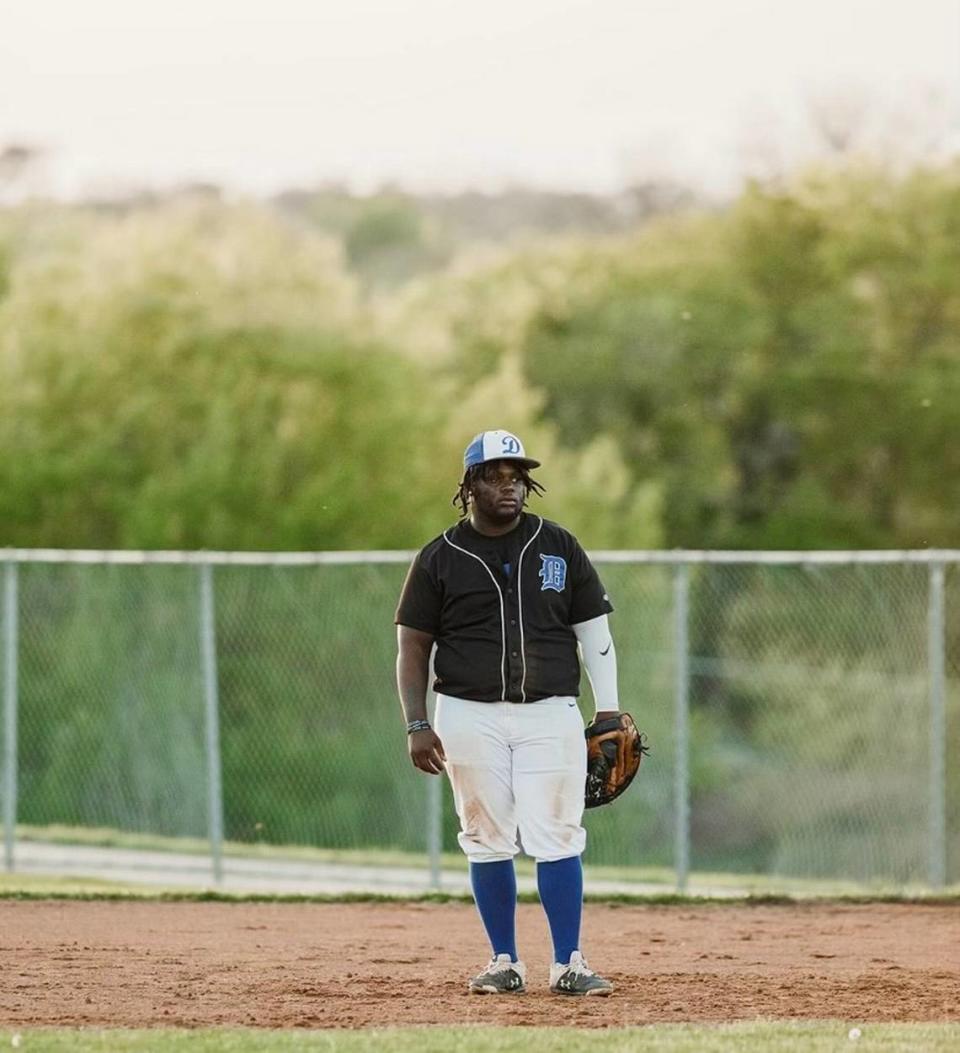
left=395, top=513, right=613, bottom=703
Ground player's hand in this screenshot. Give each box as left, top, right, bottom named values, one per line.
left=408, top=728, right=446, bottom=775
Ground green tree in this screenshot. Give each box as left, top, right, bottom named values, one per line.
left=0, top=200, right=456, bottom=549
left=515, top=165, right=960, bottom=550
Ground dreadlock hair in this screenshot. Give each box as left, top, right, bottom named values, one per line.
left=451, top=462, right=546, bottom=519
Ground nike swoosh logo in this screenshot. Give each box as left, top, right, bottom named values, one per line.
left=600, top=642, right=611, bottom=656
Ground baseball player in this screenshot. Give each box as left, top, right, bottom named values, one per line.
left=395, top=429, right=621, bottom=996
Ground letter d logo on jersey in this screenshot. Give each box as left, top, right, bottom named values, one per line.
left=539, top=554, right=567, bottom=592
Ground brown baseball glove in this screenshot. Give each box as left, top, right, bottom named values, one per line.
left=584, top=712, right=648, bottom=809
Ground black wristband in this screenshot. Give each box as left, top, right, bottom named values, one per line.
left=406, top=719, right=431, bottom=734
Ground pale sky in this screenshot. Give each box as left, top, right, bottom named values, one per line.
left=1, top=0, right=958, bottom=197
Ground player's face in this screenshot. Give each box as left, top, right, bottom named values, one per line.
left=470, top=461, right=527, bottom=525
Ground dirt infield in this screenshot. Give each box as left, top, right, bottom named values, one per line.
left=2, top=900, right=958, bottom=1029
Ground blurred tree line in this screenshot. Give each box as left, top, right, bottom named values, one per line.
left=4, top=162, right=957, bottom=879
left=0, top=160, right=958, bottom=552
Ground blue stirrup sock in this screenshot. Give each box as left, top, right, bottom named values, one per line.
left=536, top=855, right=583, bottom=966
left=469, top=859, right=518, bottom=962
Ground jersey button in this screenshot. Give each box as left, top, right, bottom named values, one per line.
left=511, top=651, right=518, bottom=657
left=510, top=619, right=517, bottom=626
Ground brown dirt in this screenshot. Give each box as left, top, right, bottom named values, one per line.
left=1, top=900, right=958, bottom=1029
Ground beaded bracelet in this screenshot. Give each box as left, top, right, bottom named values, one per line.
left=406, top=719, right=432, bottom=734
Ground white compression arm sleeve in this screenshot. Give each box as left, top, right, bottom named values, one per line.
left=572, top=613, right=619, bottom=715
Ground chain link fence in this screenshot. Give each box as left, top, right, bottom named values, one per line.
left=2, top=549, right=957, bottom=893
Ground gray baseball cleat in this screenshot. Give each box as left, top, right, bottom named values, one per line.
left=549, top=950, right=613, bottom=995
left=468, top=953, right=527, bottom=994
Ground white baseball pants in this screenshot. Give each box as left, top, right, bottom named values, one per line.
left=434, top=694, right=587, bottom=863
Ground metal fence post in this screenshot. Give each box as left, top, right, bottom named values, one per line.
left=927, top=562, right=947, bottom=888
left=673, top=561, right=690, bottom=893
left=425, top=652, right=442, bottom=890
left=427, top=772, right=442, bottom=891
left=199, top=562, right=225, bottom=885
left=2, top=562, right=18, bottom=873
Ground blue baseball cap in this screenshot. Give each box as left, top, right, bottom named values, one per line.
left=463, top=430, right=541, bottom=471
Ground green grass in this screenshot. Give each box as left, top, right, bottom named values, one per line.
left=1, top=1024, right=959, bottom=1052
left=13, top=825, right=447, bottom=869
left=0, top=873, right=143, bottom=896
left=2, top=870, right=959, bottom=906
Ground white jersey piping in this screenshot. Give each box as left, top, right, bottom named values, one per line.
left=442, top=529, right=507, bottom=700
left=515, top=515, right=543, bottom=702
